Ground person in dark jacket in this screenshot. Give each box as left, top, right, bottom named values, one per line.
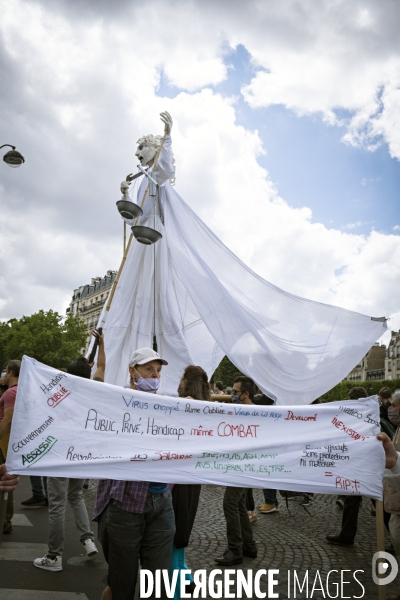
left=327, top=387, right=393, bottom=547
left=379, top=387, right=393, bottom=422
left=171, top=365, right=211, bottom=598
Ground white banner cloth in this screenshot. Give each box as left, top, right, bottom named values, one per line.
left=7, top=357, right=384, bottom=499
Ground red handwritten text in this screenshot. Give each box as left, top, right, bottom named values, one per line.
left=335, top=475, right=361, bottom=494
left=191, top=426, right=213, bottom=436
left=285, top=411, right=317, bottom=422
left=47, top=386, right=70, bottom=408
left=153, top=452, right=193, bottom=461
left=217, top=422, right=259, bottom=438
left=331, top=417, right=367, bottom=441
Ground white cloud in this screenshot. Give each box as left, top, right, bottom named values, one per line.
left=0, top=0, right=399, bottom=351
left=344, top=221, right=371, bottom=230
left=0, top=206, right=121, bottom=318
left=236, top=1, right=400, bottom=159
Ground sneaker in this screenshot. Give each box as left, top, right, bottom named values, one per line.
left=301, top=495, right=313, bottom=506
left=21, top=495, right=48, bottom=508
left=84, top=538, right=98, bottom=557
left=33, top=554, right=62, bottom=571
left=3, top=521, right=13, bottom=534
left=258, top=503, right=279, bottom=514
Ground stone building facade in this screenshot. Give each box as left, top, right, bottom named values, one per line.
left=386, top=330, right=400, bottom=380
left=345, top=343, right=386, bottom=382
left=67, top=270, right=117, bottom=350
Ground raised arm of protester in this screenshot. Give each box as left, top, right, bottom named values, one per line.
left=378, top=432, right=398, bottom=469
left=92, top=329, right=105, bottom=382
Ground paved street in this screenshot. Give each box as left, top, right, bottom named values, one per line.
left=190, top=486, right=395, bottom=598
left=0, top=476, right=396, bottom=599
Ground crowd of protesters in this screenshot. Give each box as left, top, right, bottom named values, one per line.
left=1, top=334, right=400, bottom=600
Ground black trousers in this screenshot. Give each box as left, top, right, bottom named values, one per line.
left=223, top=487, right=257, bottom=555
left=340, top=496, right=362, bottom=542
left=341, top=496, right=391, bottom=542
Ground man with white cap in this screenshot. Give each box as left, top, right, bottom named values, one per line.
left=128, top=348, right=167, bottom=393
left=93, top=346, right=175, bottom=600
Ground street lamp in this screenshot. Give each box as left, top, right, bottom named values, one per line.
left=1, top=144, right=25, bottom=168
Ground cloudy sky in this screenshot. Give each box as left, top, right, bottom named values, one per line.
left=0, top=0, right=399, bottom=344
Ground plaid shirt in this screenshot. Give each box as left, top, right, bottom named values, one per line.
left=91, top=382, right=152, bottom=520
left=92, top=479, right=149, bottom=521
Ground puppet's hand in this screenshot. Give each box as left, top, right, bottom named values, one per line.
left=160, top=111, right=173, bottom=134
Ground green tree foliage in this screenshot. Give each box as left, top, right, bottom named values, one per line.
left=211, top=354, right=399, bottom=401
left=212, top=356, right=243, bottom=386
left=0, top=310, right=88, bottom=369
left=318, top=379, right=400, bottom=402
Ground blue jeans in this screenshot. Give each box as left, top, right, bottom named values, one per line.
left=30, top=476, right=47, bottom=498
left=263, top=488, right=278, bottom=506
left=98, top=491, right=175, bottom=600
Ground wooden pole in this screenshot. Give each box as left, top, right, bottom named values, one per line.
left=0, top=492, right=7, bottom=547
left=106, top=128, right=168, bottom=313
left=210, top=394, right=232, bottom=403
left=375, top=499, right=387, bottom=600
left=106, top=231, right=135, bottom=311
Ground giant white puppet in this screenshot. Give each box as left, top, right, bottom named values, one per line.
left=100, top=112, right=386, bottom=404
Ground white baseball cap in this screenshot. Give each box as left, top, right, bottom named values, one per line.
left=129, top=348, right=168, bottom=367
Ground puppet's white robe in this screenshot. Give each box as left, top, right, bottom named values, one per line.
left=101, top=136, right=386, bottom=404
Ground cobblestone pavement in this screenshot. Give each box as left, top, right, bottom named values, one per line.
left=4, top=478, right=395, bottom=599
left=83, top=481, right=397, bottom=599
left=185, top=486, right=396, bottom=599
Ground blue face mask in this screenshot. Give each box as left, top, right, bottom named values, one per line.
left=135, top=374, right=160, bottom=393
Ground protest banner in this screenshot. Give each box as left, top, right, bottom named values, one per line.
left=6, top=356, right=384, bottom=498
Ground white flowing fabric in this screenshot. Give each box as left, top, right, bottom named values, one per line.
left=102, top=135, right=386, bottom=404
